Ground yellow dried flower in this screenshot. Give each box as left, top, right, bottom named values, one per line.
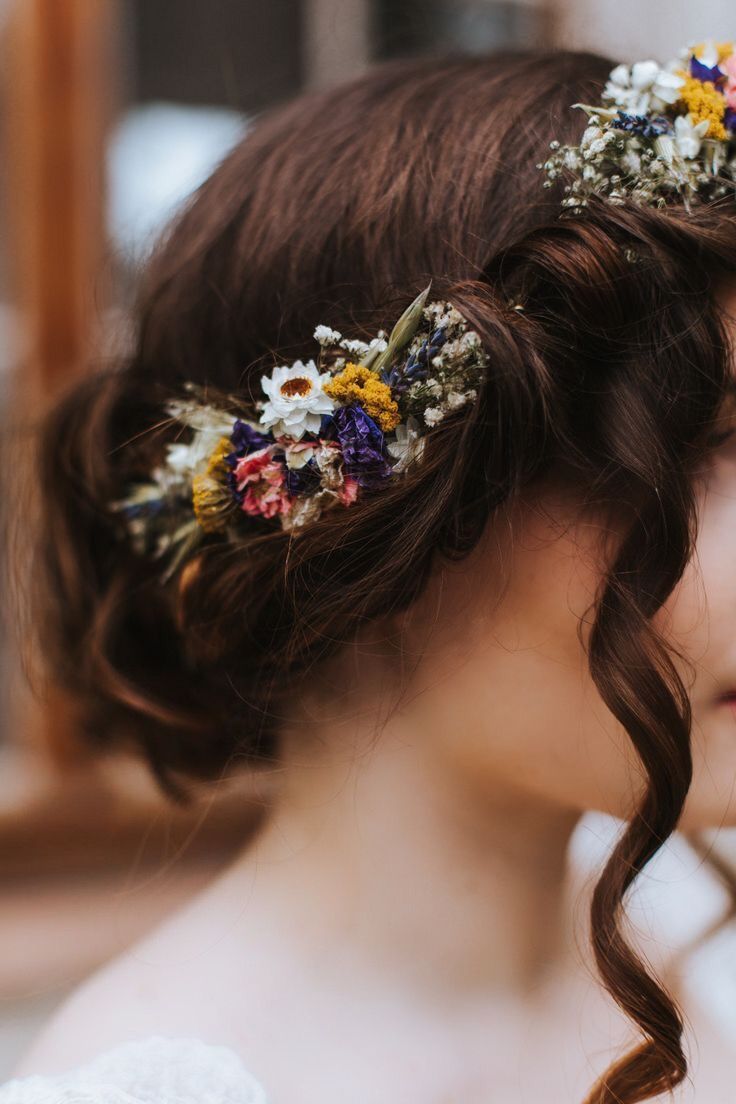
left=192, top=436, right=234, bottom=533
left=324, top=363, right=400, bottom=432
left=679, top=77, right=728, bottom=141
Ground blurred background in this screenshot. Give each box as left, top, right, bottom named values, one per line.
left=1, top=0, right=736, bottom=1079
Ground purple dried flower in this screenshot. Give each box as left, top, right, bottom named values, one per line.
left=690, top=55, right=726, bottom=86
left=613, top=111, right=671, bottom=139
left=383, top=327, right=448, bottom=390
left=330, top=405, right=393, bottom=487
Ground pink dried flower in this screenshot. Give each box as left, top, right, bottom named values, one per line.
left=338, top=477, right=359, bottom=506
left=233, top=447, right=292, bottom=519
left=724, top=53, right=736, bottom=109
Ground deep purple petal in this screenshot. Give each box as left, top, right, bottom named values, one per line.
left=332, top=405, right=393, bottom=487
left=230, top=418, right=271, bottom=456
left=690, top=55, right=726, bottom=86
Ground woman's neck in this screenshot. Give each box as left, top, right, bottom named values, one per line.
left=219, top=711, right=586, bottom=1011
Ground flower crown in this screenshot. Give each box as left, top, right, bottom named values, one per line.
left=112, top=284, right=488, bottom=581
left=541, top=38, right=736, bottom=210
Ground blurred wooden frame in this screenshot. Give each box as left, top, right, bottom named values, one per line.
left=0, top=1, right=262, bottom=883
left=5, top=0, right=114, bottom=398
left=3, top=0, right=115, bottom=773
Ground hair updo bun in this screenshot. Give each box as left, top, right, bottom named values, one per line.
left=30, top=48, right=736, bottom=1104
left=39, top=275, right=539, bottom=795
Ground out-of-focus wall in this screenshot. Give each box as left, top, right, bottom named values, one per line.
left=553, top=0, right=732, bottom=60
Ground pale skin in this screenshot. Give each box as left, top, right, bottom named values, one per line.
left=13, top=287, right=736, bottom=1102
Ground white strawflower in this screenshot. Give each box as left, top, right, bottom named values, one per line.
left=674, top=113, right=710, bottom=159
left=260, top=359, right=335, bottom=440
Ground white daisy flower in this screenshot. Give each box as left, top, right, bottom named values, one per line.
left=259, top=359, right=335, bottom=440
left=674, top=113, right=711, bottom=159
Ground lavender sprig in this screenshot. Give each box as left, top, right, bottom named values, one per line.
left=382, top=327, right=448, bottom=392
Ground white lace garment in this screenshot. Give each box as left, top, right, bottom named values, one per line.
left=0, top=1035, right=269, bottom=1104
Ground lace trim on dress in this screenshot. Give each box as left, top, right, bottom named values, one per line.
left=0, top=1034, right=269, bottom=1104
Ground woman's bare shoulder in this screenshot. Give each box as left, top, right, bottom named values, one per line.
left=10, top=861, right=282, bottom=1081
left=12, top=948, right=168, bottom=1076
left=11, top=895, right=213, bottom=1078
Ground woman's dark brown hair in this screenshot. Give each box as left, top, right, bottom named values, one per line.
left=28, top=48, right=736, bottom=1104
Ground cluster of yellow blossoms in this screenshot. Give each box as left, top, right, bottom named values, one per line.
left=678, top=76, right=729, bottom=141
left=323, top=363, right=400, bottom=432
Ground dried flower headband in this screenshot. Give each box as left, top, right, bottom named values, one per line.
left=541, top=38, right=736, bottom=210
left=112, top=41, right=736, bottom=582
left=112, top=284, right=489, bottom=581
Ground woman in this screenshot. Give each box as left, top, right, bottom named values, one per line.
left=4, top=43, right=736, bottom=1104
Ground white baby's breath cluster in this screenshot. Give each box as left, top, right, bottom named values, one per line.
left=401, top=300, right=487, bottom=429
left=541, top=39, right=736, bottom=211
left=313, top=324, right=389, bottom=370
